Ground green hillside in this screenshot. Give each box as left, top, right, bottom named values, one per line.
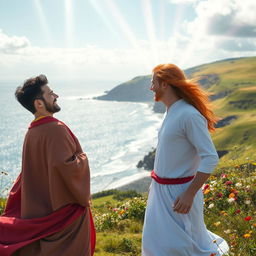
left=186, top=57, right=256, bottom=165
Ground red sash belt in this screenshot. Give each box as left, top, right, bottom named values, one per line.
left=151, top=170, right=194, bottom=185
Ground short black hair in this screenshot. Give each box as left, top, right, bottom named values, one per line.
left=15, top=75, right=48, bottom=113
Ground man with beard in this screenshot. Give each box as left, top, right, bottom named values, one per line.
left=0, top=75, right=95, bottom=256
left=142, top=64, right=229, bottom=256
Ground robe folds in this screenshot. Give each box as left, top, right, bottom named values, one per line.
left=0, top=116, right=95, bottom=256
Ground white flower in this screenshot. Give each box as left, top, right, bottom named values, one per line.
left=227, top=198, right=235, bottom=203
left=245, top=200, right=251, bottom=205
left=235, top=182, right=242, bottom=187
left=224, top=229, right=231, bottom=234
left=208, top=203, right=214, bottom=209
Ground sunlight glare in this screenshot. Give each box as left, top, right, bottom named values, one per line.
left=34, top=0, right=52, bottom=45
left=142, top=0, right=159, bottom=65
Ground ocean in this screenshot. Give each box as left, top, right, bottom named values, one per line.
left=0, top=82, right=162, bottom=194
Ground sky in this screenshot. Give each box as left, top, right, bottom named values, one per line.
left=0, top=0, right=256, bottom=90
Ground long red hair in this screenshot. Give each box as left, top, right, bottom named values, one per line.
left=153, top=64, right=218, bottom=132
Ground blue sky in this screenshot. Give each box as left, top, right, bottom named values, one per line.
left=0, top=0, right=255, bottom=90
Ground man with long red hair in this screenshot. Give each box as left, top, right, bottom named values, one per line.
left=142, top=64, right=229, bottom=255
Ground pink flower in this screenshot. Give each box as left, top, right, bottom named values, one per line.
left=225, top=180, right=233, bottom=185
left=221, top=173, right=227, bottom=178
left=217, top=192, right=223, bottom=198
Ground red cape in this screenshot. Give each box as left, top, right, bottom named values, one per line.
left=0, top=116, right=96, bottom=256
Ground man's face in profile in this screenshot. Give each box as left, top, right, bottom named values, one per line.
left=40, top=85, right=61, bottom=113
left=150, top=73, right=164, bottom=102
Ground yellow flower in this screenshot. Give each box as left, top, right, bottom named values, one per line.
left=220, top=211, right=228, bottom=216
left=243, top=233, right=251, bottom=238
left=214, top=221, right=221, bottom=227
left=204, top=189, right=211, bottom=194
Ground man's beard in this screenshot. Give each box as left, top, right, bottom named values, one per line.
left=43, top=99, right=61, bottom=113
left=154, top=90, right=163, bottom=102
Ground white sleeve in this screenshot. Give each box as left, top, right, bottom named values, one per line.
left=184, top=112, right=219, bottom=173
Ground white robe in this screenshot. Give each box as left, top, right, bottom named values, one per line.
left=142, top=99, right=229, bottom=256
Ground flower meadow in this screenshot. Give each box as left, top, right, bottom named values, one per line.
left=91, top=162, right=256, bottom=255
left=1, top=161, right=256, bottom=255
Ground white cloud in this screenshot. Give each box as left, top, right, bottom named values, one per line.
left=188, top=0, right=256, bottom=38
left=0, top=29, right=30, bottom=53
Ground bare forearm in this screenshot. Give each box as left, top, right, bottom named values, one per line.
left=186, top=171, right=211, bottom=196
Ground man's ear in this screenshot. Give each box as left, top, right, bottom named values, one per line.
left=34, top=99, right=44, bottom=111
left=162, top=81, right=168, bottom=89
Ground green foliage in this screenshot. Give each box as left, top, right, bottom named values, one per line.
left=103, top=237, right=139, bottom=254
left=112, top=190, right=141, bottom=201
left=93, top=197, right=146, bottom=232
left=92, top=189, right=141, bottom=201
left=92, top=189, right=118, bottom=199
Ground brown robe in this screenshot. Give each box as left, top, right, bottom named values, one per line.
left=14, top=120, right=91, bottom=256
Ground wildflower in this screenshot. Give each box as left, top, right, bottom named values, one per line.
left=221, top=173, right=227, bottom=178
left=208, top=203, right=214, bottom=209
left=220, top=211, right=228, bottom=216
left=253, top=223, right=256, bottom=228
left=225, top=180, right=233, bottom=185
left=235, top=209, right=241, bottom=214
left=245, top=216, right=252, bottom=221
left=204, top=189, right=211, bottom=195
left=203, top=184, right=210, bottom=190
left=216, top=192, right=223, bottom=198
left=214, top=221, right=221, bottom=227
left=230, top=189, right=238, bottom=194
left=243, top=233, right=251, bottom=238
left=229, top=193, right=236, bottom=198
left=244, top=199, right=251, bottom=205
left=235, top=182, right=242, bottom=187
left=224, top=229, right=231, bottom=234
left=227, top=198, right=235, bottom=203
